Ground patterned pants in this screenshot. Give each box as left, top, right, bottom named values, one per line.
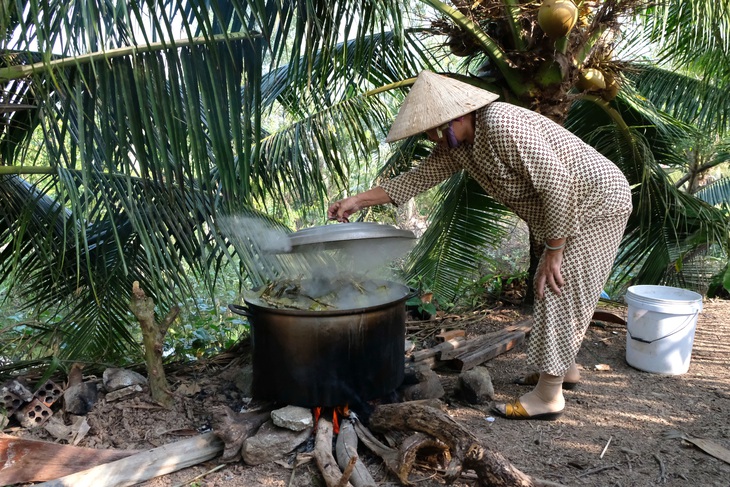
left=528, top=211, right=630, bottom=376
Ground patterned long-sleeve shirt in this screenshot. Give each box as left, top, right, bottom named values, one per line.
left=380, top=102, right=632, bottom=241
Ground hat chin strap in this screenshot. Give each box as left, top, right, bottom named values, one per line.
left=434, top=117, right=463, bottom=148
left=445, top=121, right=459, bottom=148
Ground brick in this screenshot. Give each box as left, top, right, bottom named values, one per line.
left=16, top=398, right=53, bottom=428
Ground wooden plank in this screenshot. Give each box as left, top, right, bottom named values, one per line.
left=500, top=317, right=533, bottom=334
left=410, top=337, right=466, bottom=362
left=449, top=330, right=526, bottom=372
left=0, top=436, right=138, bottom=485
left=439, top=318, right=532, bottom=361
left=36, top=432, right=223, bottom=487
left=592, top=309, right=626, bottom=326
left=435, top=329, right=466, bottom=342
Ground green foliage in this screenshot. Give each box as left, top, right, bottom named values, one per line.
left=168, top=296, right=250, bottom=360
left=405, top=296, right=438, bottom=318
left=2, top=0, right=730, bottom=372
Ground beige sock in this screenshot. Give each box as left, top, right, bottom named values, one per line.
left=564, top=362, right=581, bottom=383
left=517, top=373, right=565, bottom=415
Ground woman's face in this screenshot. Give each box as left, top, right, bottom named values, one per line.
left=425, top=125, right=449, bottom=147
left=424, top=114, right=474, bottom=148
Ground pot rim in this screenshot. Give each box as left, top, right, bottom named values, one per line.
left=231, top=281, right=416, bottom=317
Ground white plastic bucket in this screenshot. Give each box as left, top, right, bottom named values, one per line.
left=624, top=285, right=703, bottom=375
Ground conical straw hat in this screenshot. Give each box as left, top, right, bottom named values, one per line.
left=385, top=70, right=499, bottom=142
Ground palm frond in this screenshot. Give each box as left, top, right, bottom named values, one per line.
left=0, top=0, right=423, bottom=363
left=566, top=94, right=729, bottom=291
left=695, top=176, right=730, bottom=209
left=405, top=171, right=514, bottom=304
left=634, top=0, right=730, bottom=81
left=624, top=64, right=730, bottom=135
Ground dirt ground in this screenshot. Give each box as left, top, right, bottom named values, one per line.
left=6, top=297, right=730, bottom=487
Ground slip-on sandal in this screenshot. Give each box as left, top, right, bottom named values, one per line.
left=513, top=372, right=578, bottom=390
left=491, top=399, right=563, bottom=421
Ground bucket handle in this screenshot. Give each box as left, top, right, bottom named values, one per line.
left=627, top=311, right=698, bottom=344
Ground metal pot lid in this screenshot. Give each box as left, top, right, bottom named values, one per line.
left=287, top=222, right=415, bottom=252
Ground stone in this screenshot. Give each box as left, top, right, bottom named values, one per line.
left=458, top=366, right=494, bottom=404
left=63, top=382, right=99, bottom=415
left=400, top=367, right=445, bottom=401
left=103, top=368, right=147, bottom=392
left=1, top=379, right=34, bottom=402
left=271, top=405, right=313, bottom=431
left=242, top=420, right=312, bottom=466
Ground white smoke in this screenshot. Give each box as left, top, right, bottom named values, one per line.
left=218, top=215, right=415, bottom=309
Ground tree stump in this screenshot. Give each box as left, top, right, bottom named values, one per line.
left=129, top=281, right=178, bottom=408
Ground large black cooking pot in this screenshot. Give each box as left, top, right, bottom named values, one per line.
left=229, top=281, right=413, bottom=408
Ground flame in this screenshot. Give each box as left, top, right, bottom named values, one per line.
left=313, top=405, right=350, bottom=435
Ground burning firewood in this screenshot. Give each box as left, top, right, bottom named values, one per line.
left=352, top=415, right=446, bottom=485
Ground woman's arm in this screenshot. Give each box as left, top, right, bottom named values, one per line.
left=327, top=187, right=393, bottom=222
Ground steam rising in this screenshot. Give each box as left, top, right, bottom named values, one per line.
left=219, top=215, right=415, bottom=309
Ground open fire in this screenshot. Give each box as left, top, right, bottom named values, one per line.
left=313, top=405, right=350, bottom=435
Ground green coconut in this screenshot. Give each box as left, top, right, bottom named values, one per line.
left=538, top=0, right=579, bottom=39
left=576, top=68, right=606, bottom=92
left=602, top=73, right=621, bottom=100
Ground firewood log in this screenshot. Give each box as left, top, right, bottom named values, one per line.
left=369, top=402, right=536, bottom=486
left=335, top=419, right=376, bottom=487
left=35, top=432, right=223, bottom=487
left=314, top=417, right=353, bottom=487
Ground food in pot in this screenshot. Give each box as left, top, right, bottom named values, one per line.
left=247, top=276, right=403, bottom=311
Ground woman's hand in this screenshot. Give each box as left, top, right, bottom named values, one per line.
left=327, top=196, right=362, bottom=223
left=327, top=187, right=394, bottom=223
left=535, top=246, right=565, bottom=299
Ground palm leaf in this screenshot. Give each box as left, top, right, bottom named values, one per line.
left=695, top=177, right=730, bottom=209
left=635, top=0, right=730, bottom=81
left=405, top=170, right=514, bottom=304
left=566, top=92, right=729, bottom=291
left=625, top=64, right=730, bottom=135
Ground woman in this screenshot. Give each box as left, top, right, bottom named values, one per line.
left=328, top=70, right=632, bottom=420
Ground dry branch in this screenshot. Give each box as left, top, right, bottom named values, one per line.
left=335, top=456, right=357, bottom=487
left=210, top=405, right=270, bottom=462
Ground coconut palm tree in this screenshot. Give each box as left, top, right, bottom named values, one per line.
left=1, top=0, right=728, bottom=366
left=399, top=0, right=730, bottom=302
